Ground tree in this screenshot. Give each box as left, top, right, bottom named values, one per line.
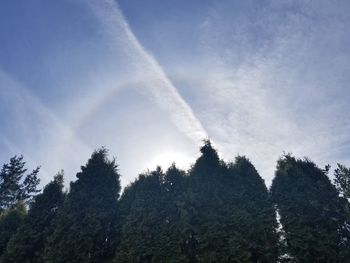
left=334, top=164, right=350, bottom=200
left=44, top=148, right=121, bottom=263
left=3, top=172, right=65, bottom=263
left=0, top=155, right=40, bottom=212
left=0, top=202, right=26, bottom=259
left=271, top=155, right=350, bottom=262
left=115, top=168, right=165, bottom=262
left=116, top=163, right=195, bottom=263
left=226, top=156, right=279, bottom=262
left=185, top=141, right=279, bottom=262
left=184, top=140, right=224, bottom=262
left=162, top=164, right=190, bottom=262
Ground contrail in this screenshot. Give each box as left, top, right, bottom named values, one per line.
left=85, top=0, right=208, bottom=144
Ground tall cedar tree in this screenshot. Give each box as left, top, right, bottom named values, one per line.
left=271, top=155, right=350, bottom=262
left=3, top=173, right=65, bottom=263
left=0, top=156, right=40, bottom=212
left=116, top=166, right=188, bottom=262
left=161, top=165, right=190, bottom=262
left=116, top=168, right=164, bottom=262
left=184, top=140, right=225, bottom=262
left=0, top=202, right=26, bottom=260
left=44, top=148, right=121, bottom=263
left=227, top=156, right=279, bottom=262
left=186, top=141, right=278, bottom=262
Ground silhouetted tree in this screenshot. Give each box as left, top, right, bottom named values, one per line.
left=271, top=155, right=350, bottom=262
left=0, top=202, right=26, bottom=260
left=4, top=172, right=65, bottom=263
left=184, top=140, right=224, bottom=262
left=162, top=165, right=190, bottom=262
left=44, top=148, right=121, bottom=263
left=226, top=156, right=279, bottom=262
left=185, top=141, right=279, bottom=262
left=116, top=167, right=178, bottom=262
left=0, top=156, right=40, bottom=212
left=334, top=164, right=350, bottom=200
left=2, top=143, right=349, bottom=262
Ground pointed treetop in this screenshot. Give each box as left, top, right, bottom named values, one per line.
left=77, top=147, right=118, bottom=181
left=191, top=139, right=221, bottom=178
left=199, top=139, right=219, bottom=162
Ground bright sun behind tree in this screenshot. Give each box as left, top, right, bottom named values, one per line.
left=147, top=152, right=194, bottom=171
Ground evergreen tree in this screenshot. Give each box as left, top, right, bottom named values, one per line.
left=3, top=144, right=350, bottom=262
left=161, top=165, right=190, bottom=262
left=0, top=155, right=40, bottom=212
left=226, top=156, right=279, bottom=262
left=271, top=155, right=350, bottom=262
left=334, top=164, right=350, bottom=200
left=3, top=172, right=65, bottom=263
left=184, top=140, right=223, bottom=262
left=184, top=141, right=278, bottom=262
left=44, top=148, right=121, bottom=263
left=0, top=202, right=26, bottom=260
left=116, top=168, right=168, bottom=262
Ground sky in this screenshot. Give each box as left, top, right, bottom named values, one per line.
left=1, top=0, right=350, bottom=188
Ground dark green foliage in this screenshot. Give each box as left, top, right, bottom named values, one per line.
left=184, top=141, right=228, bottom=262
left=0, top=202, right=26, bottom=260
left=44, top=148, right=121, bottom=263
left=0, top=155, right=40, bottom=212
left=116, top=166, right=188, bottom=262
left=1, top=143, right=349, bottom=262
left=115, top=168, right=165, bottom=262
left=115, top=141, right=278, bottom=262
left=271, top=155, right=350, bottom=262
left=3, top=172, right=65, bottom=263
left=185, top=142, right=278, bottom=262
left=161, top=165, right=190, bottom=261
left=226, top=156, right=279, bottom=262
left=334, top=164, right=350, bottom=199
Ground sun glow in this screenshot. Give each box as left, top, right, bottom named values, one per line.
left=147, top=151, right=194, bottom=171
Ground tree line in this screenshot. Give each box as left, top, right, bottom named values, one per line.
left=0, top=141, right=349, bottom=262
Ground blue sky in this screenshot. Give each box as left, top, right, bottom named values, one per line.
left=1, top=0, right=350, bottom=188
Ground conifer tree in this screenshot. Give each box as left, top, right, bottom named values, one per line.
left=0, top=202, right=26, bottom=260
left=3, top=172, right=65, bottom=263
left=185, top=140, right=224, bottom=262
left=334, top=164, right=350, bottom=200
left=228, top=156, right=279, bottom=262
left=44, top=148, right=121, bottom=263
left=116, top=165, right=190, bottom=262
left=271, top=155, right=350, bottom=262
left=186, top=141, right=278, bottom=262
left=0, top=156, right=40, bottom=212
left=162, top=164, right=189, bottom=261
left=116, top=168, right=167, bottom=262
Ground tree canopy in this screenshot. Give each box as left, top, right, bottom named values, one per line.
left=0, top=155, right=40, bottom=212
left=0, top=143, right=349, bottom=262
left=271, top=155, right=350, bottom=262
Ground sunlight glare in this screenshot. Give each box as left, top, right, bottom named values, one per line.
left=147, top=151, right=194, bottom=171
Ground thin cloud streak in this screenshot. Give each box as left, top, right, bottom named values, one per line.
left=85, top=0, right=208, bottom=144
left=0, top=70, right=92, bottom=186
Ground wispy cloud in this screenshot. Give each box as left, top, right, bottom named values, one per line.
left=166, top=0, right=350, bottom=184
left=85, top=0, right=207, bottom=144
left=0, top=70, right=92, bottom=186
left=1, top=0, right=349, bottom=188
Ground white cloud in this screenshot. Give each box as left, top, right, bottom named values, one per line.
left=1, top=0, right=350, bottom=189
left=84, top=0, right=208, bottom=144
left=166, top=0, right=350, bottom=185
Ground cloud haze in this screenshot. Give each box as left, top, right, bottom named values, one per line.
left=1, top=0, right=350, bottom=187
